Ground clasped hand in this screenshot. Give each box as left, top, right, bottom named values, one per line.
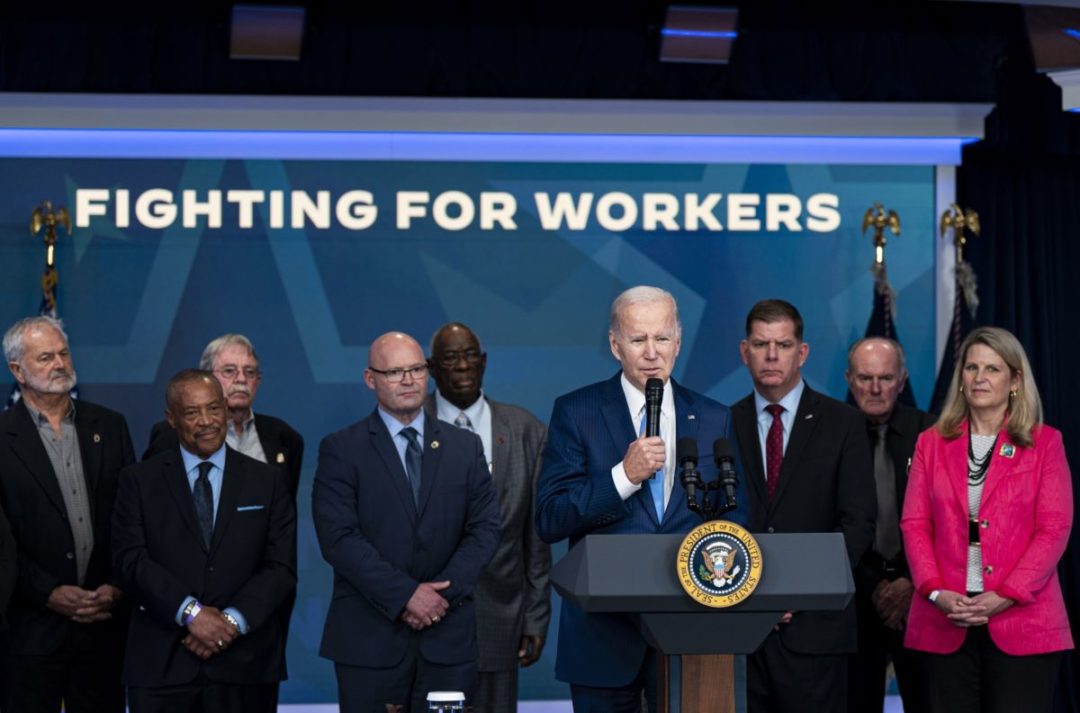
left=47, top=584, right=122, bottom=624
left=182, top=605, right=239, bottom=660
left=934, top=590, right=1013, bottom=627
left=401, top=580, right=450, bottom=631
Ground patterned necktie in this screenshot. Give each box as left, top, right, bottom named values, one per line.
left=873, top=424, right=901, bottom=559
left=193, top=461, right=214, bottom=548
left=400, top=427, right=423, bottom=506
left=765, top=404, right=785, bottom=501
left=640, top=410, right=665, bottom=522
left=454, top=412, right=474, bottom=432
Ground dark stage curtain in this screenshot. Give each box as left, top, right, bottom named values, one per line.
left=956, top=71, right=1080, bottom=713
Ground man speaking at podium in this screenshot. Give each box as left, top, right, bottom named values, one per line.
left=536, top=285, right=746, bottom=712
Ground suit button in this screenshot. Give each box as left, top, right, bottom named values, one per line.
left=766, top=527, right=775, bottom=534
left=984, top=565, right=993, bottom=575
left=208, top=566, right=215, bottom=573
left=65, top=552, right=74, bottom=560
left=981, top=520, right=989, bottom=528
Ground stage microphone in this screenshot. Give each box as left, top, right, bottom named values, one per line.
left=677, top=437, right=700, bottom=513
left=713, top=438, right=739, bottom=513
left=644, top=378, right=663, bottom=438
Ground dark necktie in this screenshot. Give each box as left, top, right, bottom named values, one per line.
left=454, top=412, right=474, bottom=432
left=400, top=427, right=423, bottom=506
left=872, top=424, right=901, bottom=560
left=765, top=404, right=785, bottom=501
left=194, top=461, right=214, bottom=548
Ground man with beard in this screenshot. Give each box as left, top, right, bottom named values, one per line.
left=144, top=334, right=303, bottom=499
left=0, top=316, right=135, bottom=712
left=426, top=322, right=551, bottom=713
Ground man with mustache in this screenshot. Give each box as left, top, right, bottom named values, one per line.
left=426, top=322, right=551, bottom=713
left=144, top=334, right=303, bottom=500
left=0, top=316, right=135, bottom=712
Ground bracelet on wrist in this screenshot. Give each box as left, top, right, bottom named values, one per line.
left=222, top=611, right=241, bottom=634
left=928, top=590, right=941, bottom=604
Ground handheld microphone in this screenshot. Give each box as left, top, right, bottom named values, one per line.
left=644, top=378, right=663, bottom=438
left=713, top=438, right=739, bottom=514
left=677, top=437, right=701, bottom=514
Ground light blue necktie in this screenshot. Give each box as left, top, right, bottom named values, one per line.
left=639, top=411, right=665, bottom=523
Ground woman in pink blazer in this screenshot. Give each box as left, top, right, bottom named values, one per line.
left=901, top=326, right=1072, bottom=713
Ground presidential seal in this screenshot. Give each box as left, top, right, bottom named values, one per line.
left=676, top=520, right=762, bottom=608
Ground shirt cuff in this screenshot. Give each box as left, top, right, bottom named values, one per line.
left=223, top=607, right=250, bottom=635
left=611, top=462, right=642, bottom=501
left=176, top=595, right=197, bottom=627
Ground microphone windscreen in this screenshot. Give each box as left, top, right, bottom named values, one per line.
left=677, top=437, right=699, bottom=465
left=713, top=437, right=735, bottom=462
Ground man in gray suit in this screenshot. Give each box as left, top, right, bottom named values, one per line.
left=427, top=322, right=551, bottom=713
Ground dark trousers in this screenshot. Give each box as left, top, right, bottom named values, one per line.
left=474, top=668, right=518, bottom=713
left=570, top=648, right=657, bottom=713
left=748, top=632, right=847, bottom=713
left=922, top=625, right=1063, bottom=713
left=127, top=680, right=276, bottom=713
left=0, top=645, right=124, bottom=713
left=334, top=640, right=478, bottom=713
left=847, top=586, right=928, bottom=713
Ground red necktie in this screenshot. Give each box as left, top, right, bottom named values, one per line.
left=765, top=404, right=785, bottom=501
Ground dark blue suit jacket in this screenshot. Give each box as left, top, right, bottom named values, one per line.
left=312, top=409, right=500, bottom=668
left=536, top=373, right=747, bottom=687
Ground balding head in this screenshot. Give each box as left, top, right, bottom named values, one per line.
left=365, top=332, right=429, bottom=424
left=429, top=322, right=487, bottom=410
left=845, top=337, right=908, bottom=423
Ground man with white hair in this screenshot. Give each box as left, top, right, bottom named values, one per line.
left=0, top=316, right=135, bottom=712
left=536, top=285, right=746, bottom=712
left=143, top=334, right=303, bottom=499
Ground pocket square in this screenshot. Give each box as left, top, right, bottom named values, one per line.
left=236, top=505, right=265, bottom=512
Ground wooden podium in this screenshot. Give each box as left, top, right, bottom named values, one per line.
left=550, top=532, right=854, bottom=713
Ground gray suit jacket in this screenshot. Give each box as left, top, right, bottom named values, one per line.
left=426, top=393, right=552, bottom=672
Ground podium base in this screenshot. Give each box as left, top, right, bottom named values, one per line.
left=658, top=654, right=742, bottom=713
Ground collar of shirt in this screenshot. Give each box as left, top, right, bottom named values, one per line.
left=378, top=407, right=426, bottom=477
left=753, top=378, right=805, bottom=468
left=179, top=442, right=227, bottom=478
left=620, top=372, right=676, bottom=429
left=434, top=389, right=493, bottom=468
left=24, top=398, right=76, bottom=427
left=226, top=408, right=256, bottom=435
left=434, top=389, right=486, bottom=429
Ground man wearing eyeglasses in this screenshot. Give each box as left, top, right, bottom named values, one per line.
left=312, top=331, right=500, bottom=713
left=425, top=322, right=551, bottom=713
left=143, top=334, right=303, bottom=500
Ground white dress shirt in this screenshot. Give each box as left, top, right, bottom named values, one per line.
left=611, top=372, right=677, bottom=507
left=434, top=389, right=493, bottom=472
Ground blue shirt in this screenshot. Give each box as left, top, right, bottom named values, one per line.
left=377, top=407, right=425, bottom=481
left=174, top=443, right=249, bottom=634
left=753, top=378, right=806, bottom=481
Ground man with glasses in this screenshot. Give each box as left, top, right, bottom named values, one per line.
left=312, top=331, right=500, bottom=713
left=426, top=322, right=551, bottom=713
left=144, top=334, right=303, bottom=499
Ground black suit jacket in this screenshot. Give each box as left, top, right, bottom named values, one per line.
left=0, top=399, right=134, bottom=656
left=112, top=446, right=296, bottom=686
left=731, top=384, right=876, bottom=654
left=854, top=403, right=936, bottom=591
left=144, top=414, right=303, bottom=500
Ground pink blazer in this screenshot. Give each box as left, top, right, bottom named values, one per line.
left=900, top=421, right=1073, bottom=655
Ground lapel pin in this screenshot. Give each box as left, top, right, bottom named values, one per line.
left=93, top=433, right=101, bottom=443
left=431, top=440, right=440, bottom=449
left=999, top=443, right=1015, bottom=458
left=497, top=435, right=505, bottom=445
left=687, top=414, right=696, bottom=421
left=805, top=414, right=814, bottom=420
left=276, top=452, right=285, bottom=464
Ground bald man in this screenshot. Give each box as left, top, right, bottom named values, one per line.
left=312, top=332, right=501, bottom=713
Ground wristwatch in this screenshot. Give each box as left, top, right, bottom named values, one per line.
left=182, top=600, right=202, bottom=626
left=928, top=590, right=941, bottom=604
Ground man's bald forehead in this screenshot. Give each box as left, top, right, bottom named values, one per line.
left=369, top=332, right=423, bottom=366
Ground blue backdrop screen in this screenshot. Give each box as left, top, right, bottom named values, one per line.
left=0, top=157, right=936, bottom=701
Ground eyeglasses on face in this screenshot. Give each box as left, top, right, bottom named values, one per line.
left=436, top=349, right=483, bottom=367
left=215, top=366, right=261, bottom=380
left=369, top=364, right=428, bottom=383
